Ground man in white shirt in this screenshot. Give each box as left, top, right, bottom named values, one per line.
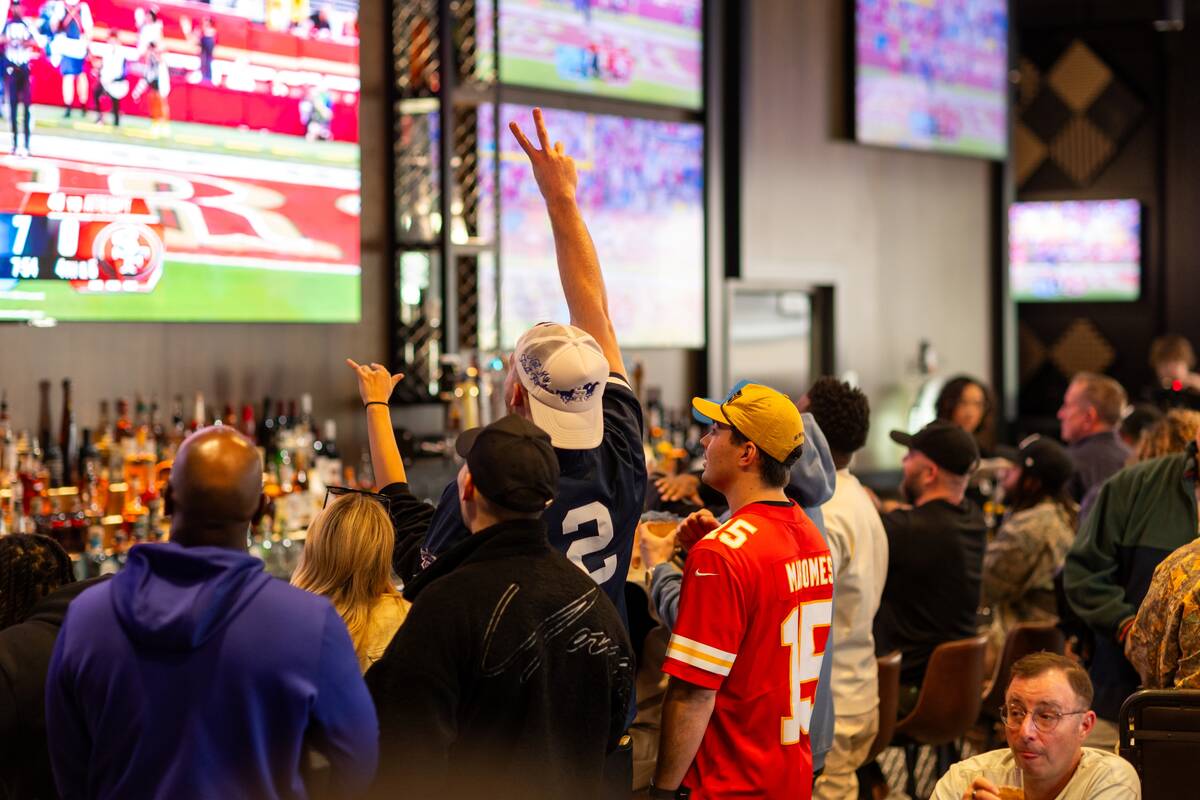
left=932, top=652, right=1139, bottom=800
left=804, top=377, right=890, bottom=800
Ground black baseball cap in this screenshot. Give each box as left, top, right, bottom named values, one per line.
left=889, top=421, right=980, bottom=476
left=996, top=435, right=1074, bottom=492
left=455, top=414, right=559, bottom=513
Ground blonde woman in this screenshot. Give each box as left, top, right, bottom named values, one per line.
left=292, top=491, right=409, bottom=673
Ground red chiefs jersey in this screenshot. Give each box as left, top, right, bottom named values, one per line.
left=663, top=501, right=834, bottom=798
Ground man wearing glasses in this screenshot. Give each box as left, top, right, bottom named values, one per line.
left=931, top=652, right=1139, bottom=800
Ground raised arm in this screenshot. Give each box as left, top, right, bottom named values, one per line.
left=509, top=108, right=626, bottom=379
left=346, top=359, right=406, bottom=489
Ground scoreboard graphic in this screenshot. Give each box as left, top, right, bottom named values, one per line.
left=1, top=193, right=166, bottom=292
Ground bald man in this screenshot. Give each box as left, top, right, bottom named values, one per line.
left=45, top=427, right=378, bottom=799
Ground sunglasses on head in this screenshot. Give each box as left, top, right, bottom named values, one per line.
left=323, top=486, right=392, bottom=510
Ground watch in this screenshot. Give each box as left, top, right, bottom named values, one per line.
left=648, top=783, right=681, bottom=799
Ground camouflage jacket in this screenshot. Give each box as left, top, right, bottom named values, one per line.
left=983, top=499, right=1075, bottom=638
left=1127, top=537, right=1200, bottom=689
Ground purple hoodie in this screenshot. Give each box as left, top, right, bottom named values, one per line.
left=45, top=543, right=378, bottom=799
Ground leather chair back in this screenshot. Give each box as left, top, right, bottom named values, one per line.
left=866, top=651, right=903, bottom=763
left=895, top=634, right=988, bottom=745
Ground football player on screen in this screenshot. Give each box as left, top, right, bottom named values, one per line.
left=3, top=0, right=44, bottom=155
left=50, top=0, right=91, bottom=118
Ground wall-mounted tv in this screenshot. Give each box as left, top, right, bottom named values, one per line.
left=1009, top=200, right=1141, bottom=303
left=0, top=0, right=361, bottom=323
left=854, top=0, right=1008, bottom=159
left=481, top=103, right=705, bottom=348
left=478, top=0, right=703, bottom=110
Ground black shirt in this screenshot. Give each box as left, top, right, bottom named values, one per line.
left=874, top=499, right=987, bottom=685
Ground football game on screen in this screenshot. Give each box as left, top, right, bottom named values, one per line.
left=0, top=0, right=361, bottom=323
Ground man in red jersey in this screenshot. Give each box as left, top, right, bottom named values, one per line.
left=652, top=383, right=834, bottom=799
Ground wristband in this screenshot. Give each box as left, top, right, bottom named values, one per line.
left=365, top=401, right=389, bottom=409
left=648, top=783, right=684, bottom=799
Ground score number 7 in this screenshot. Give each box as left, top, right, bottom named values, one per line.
left=10, top=214, right=32, bottom=255
left=780, top=598, right=832, bottom=745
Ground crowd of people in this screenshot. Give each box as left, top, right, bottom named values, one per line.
left=2, top=107, right=1197, bottom=800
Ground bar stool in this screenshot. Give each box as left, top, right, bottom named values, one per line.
left=893, top=634, right=989, bottom=797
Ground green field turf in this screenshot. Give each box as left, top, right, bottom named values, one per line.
left=0, top=259, right=361, bottom=322
left=28, top=104, right=358, bottom=166
left=500, top=58, right=701, bottom=109
left=1014, top=291, right=1140, bottom=303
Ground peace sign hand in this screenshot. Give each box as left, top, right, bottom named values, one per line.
left=509, top=107, right=578, bottom=205
left=346, top=359, right=404, bottom=406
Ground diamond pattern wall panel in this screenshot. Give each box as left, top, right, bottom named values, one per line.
left=1048, top=116, right=1117, bottom=185
left=1014, top=40, right=1145, bottom=189
left=1046, top=41, right=1113, bottom=112
left=1049, top=318, right=1116, bottom=377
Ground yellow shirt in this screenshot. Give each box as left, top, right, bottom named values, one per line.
left=359, top=594, right=409, bottom=673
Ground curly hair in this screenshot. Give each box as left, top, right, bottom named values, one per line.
left=0, top=534, right=75, bottom=630
left=805, top=377, right=870, bottom=458
left=1135, top=409, right=1200, bottom=462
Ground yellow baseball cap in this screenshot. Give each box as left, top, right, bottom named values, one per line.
left=691, top=382, right=805, bottom=463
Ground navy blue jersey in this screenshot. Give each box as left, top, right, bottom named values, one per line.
left=422, top=373, right=646, bottom=624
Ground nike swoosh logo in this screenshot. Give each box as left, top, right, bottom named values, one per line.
left=694, top=570, right=718, bottom=577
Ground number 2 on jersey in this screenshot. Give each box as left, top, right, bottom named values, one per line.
left=780, top=599, right=833, bottom=744
left=563, top=502, right=617, bottom=584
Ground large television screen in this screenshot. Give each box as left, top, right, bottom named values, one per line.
left=855, top=0, right=1008, bottom=159
left=1009, top=200, right=1141, bottom=302
left=478, top=0, right=703, bottom=109
left=0, top=0, right=361, bottom=323
left=483, top=104, right=704, bottom=348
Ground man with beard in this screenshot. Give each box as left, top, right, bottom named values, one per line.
left=874, top=421, right=986, bottom=716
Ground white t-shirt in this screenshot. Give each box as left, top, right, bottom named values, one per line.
left=822, top=468, right=889, bottom=716
left=932, top=747, right=1140, bottom=800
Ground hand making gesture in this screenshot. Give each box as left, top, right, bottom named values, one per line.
left=509, top=107, right=578, bottom=206
left=345, top=359, right=403, bottom=406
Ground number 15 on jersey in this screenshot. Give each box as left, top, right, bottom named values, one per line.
left=780, top=598, right=832, bottom=744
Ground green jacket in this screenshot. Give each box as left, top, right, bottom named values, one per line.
left=1065, top=446, right=1198, bottom=718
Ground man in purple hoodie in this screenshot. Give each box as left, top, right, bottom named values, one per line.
left=45, top=427, right=378, bottom=799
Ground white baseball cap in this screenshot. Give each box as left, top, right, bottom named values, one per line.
left=513, top=322, right=610, bottom=450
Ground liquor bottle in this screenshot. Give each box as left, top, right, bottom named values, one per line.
left=258, top=396, right=275, bottom=449
left=0, top=392, right=14, bottom=482
left=114, top=398, right=133, bottom=449
left=59, top=379, right=78, bottom=487
left=275, top=401, right=289, bottom=438
left=222, top=404, right=236, bottom=427
left=169, top=395, right=186, bottom=452
left=96, top=399, right=113, bottom=471
left=314, top=419, right=342, bottom=488
left=149, top=400, right=165, bottom=461
left=37, top=381, right=64, bottom=487
left=240, top=404, right=256, bottom=441
left=189, top=391, right=207, bottom=432
left=37, top=380, right=52, bottom=457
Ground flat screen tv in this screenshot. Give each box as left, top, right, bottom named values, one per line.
left=478, top=0, right=703, bottom=110
left=481, top=103, right=705, bottom=348
left=854, top=0, right=1008, bottom=159
left=1009, top=199, right=1141, bottom=302
left=0, top=0, right=361, bottom=323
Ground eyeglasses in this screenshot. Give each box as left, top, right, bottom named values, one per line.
left=323, top=486, right=392, bottom=511
left=999, top=705, right=1089, bottom=733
